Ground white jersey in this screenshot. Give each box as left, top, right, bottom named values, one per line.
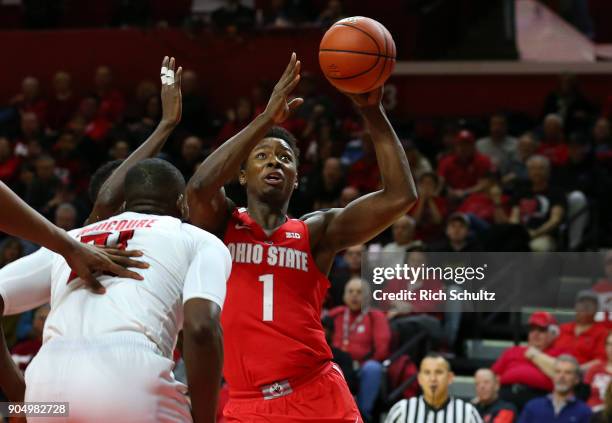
left=0, top=211, right=231, bottom=359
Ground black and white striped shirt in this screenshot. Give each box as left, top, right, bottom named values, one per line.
left=384, top=396, right=483, bottom=423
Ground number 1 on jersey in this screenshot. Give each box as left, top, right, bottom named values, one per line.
left=258, top=274, right=274, bottom=321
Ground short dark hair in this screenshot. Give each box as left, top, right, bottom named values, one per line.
left=420, top=353, right=451, bottom=371
left=124, top=158, right=185, bottom=205
left=263, top=126, right=300, bottom=163
left=89, top=160, right=123, bottom=202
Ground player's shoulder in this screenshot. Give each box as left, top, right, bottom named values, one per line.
left=180, top=221, right=227, bottom=250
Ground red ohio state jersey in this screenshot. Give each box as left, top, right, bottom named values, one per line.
left=222, top=208, right=333, bottom=391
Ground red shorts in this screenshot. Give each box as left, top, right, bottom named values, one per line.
left=224, top=363, right=362, bottom=423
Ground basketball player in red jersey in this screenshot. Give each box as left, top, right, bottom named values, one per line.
left=186, top=53, right=417, bottom=422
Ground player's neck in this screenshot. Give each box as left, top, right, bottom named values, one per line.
left=247, top=199, right=288, bottom=231
left=126, top=204, right=175, bottom=217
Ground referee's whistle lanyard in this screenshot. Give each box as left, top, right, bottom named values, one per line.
left=342, top=307, right=370, bottom=350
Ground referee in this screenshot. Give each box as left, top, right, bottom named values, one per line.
left=385, top=353, right=483, bottom=423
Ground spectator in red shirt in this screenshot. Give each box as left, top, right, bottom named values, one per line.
left=328, top=277, right=391, bottom=421
left=94, top=66, right=125, bottom=123
left=438, top=129, right=493, bottom=199
left=409, top=172, right=448, bottom=243
left=0, top=137, right=20, bottom=185
left=10, top=76, right=47, bottom=126
left=537, top=114, right=569, bottom=167
left=591, top=251, right=612, bottom=324
left=492, top=311, right=565, bottom=410
left=552, top=291, right=608, bottom=370
left=10, top=304, right=48, bottom=371
left=458, top=172, right=511, bottom=225
left=216, top=97, right=253, bottom=146
left=47, top=71, right=78, bottom=132
left=584, top=332, right=612, bottom=411
left=592, top=117, right=612, bottom=167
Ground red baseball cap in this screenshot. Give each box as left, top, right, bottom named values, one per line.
left=528, top=311, right=557, bottom=328
left=455, top=130, right=475, bottom=145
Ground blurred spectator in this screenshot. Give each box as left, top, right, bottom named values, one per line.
left=261, top=0, right=315, bottom=27
left=47, top=71, right=78, bottom=132
left=10, top=304, right=48, bottom=371
left=592, top=251, right=612, bottom=322
left=15, top=112, right=44, bottom=153
left=584, top=332, right=612, bottom=411
left=54, top=202, right=78, bottom=231
left=73, top=95, right=112, bottom=143
left=542, top=74, right=593, bottom=135
left=551, top=291, right=607, bottom=371
left=501, top=132, right=538, bottom=188
left=492, top=311, right=564, bottom=410
left=438, top=130, right=493, bottom=200
left=304, top=157, right=345, bottom=210
left=109, top=139, right=131, bottom=161
left=321, top=316, right=358, bottom=394
left=537, top=114, right=569, bottom=167
left=128, top=94, right=161, bottom=143
left=380, top=215, right=422, bottom=268
left=404, top=139, right=433, bottom=180
left=472, top=368, right=517, bottom=423
left=177, top=70, right=210, bottom=139
left=125, top=79, right=158, bottom=122
left=0, top=237, right=24, bottom=268
left=592, top=117, right=612, bottom=167
left=175, top=136, right=205, bottom=180
left=435, top=212, right=481, bottom=252
left=339, top=186, right=360, bottom=208
left=217, top=97, right=253, bottom=145
left=518, top=355, right=592, bottom=423
left=53, top=131, right=89, bottom=192
left=409, top=172, right=448, bottom=243
left=211, top=0, right=255, bottom=33
left=329, top=244, right=363, bottom=308
left=328, top=278, right=390, bottom=421
left=347, top=133, right=380, bottom=193
left=94, top=66, right=126, bottom=123
left=317, top=0, right=346, bottom=28
left=26, top=155, right=63, bottom=216
left=508, top=155, right=565, bottom=252
left=294, top=72, right=333, bottom=122
left=458, top=172, right=511, bottom=225
left=476, top=114, right=518, bottom=170
left=0, top=137, right=20, bottom=184
left=386, top=249, right=445, bottom=348
left=10, top=76, right=47, bottom=125
left=591, top=380, right=612, bottom=422
left=385, top=354, right=482, bottom=423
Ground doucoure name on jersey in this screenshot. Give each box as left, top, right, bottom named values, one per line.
left=78, top=219, right=158, bottom=236
left=227, top=242, right=309, bottom=271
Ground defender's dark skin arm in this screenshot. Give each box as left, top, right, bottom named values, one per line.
left=186, top=53, right=303, bottom=234
left=86, top=56, right=183, bottom=225
left=0, top=296, right=25, bottom=401
left=305, top=89, right=418, bottom=274
left=183, top=299, right=223, bottom=423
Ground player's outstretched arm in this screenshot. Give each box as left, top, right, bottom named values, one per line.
left=0, top=297, right=25, bottom=402
left=87, top=56, right=183, bottom=224
left=186, top=52, right=303, bottom=234
left=306, top=88, right=417, bottom=261
left=183, top=299, right=223, bottom=423
left=0, top=182, right=147, bottom=293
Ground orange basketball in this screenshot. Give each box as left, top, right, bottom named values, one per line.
left=319, top=16, right=396, bottom=94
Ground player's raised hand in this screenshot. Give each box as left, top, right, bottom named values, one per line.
left=160, top=56, right=183, bottom=127
left=263, top=52, right=304, bottom=124
left=63, top=240, right=148, bottom=294
left=344, top=86, right=384, bottom=109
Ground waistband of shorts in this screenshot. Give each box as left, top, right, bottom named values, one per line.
left=228, top=362, right=335, bottom=400
left=43, top=331, right=162, bottom=355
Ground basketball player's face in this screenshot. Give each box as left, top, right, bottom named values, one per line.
left=418, top=358, right=452, bottom=400
left=242, top=138, right=297, bottom=200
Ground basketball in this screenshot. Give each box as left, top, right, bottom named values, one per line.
left=319, top=16, right=396, bottom=94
